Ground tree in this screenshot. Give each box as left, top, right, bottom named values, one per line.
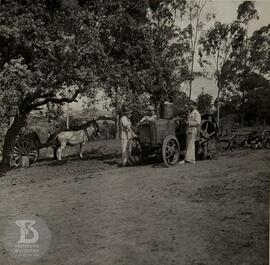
left=218, top=23, right=270, bottom=126
left=0, top=0, right=102, bottom=164
left=97, top=0, right=189, bottom=137
left=90, top=0, right=151, bottom=138
left=231, top=1, right=259, bottom=126
left=187, top=0, right=211, bottom=99
left=196, top=91, right=213, bottom=113
left=198, top=21, right=242, bottom=125
left=249, top=24, right=270, bottom=76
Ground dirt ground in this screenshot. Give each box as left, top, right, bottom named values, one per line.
left=0, top=140, right=269, bottom=265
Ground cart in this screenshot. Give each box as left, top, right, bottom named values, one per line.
left=127, top=118, right=180, bottom=167
left=127, top=113, right=218, bottom=167
left=9, top=126, right=76, bottom=167
left=10, top=131, right=54, bottom=167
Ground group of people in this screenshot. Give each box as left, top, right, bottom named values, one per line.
left=120, top=102, right=201, bottom=167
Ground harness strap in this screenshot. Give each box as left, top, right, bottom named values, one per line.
left=83, top=128, right=91, bottom=141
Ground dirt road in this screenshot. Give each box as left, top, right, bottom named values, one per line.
left=0, top=141, right=269, bottom=265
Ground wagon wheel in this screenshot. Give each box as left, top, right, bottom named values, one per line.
left=127, top=137, right=142, bottom=166
left=205, top=137, right=217, bottom=159
left=200, top=120, right=218, bottom=159
left=11, top=138, right=40, bottom=167
left=200, top=120, right=217, bottom=140
left=162, top=135, right=180, bottom=167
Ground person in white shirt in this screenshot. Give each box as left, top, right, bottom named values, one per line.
left=137, top=106, right=157, bottom=126
left=120, top=108, right=137, bottom=166
left=179, top=101, right=201, bottom=164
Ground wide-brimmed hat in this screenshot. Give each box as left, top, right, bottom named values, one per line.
left=147, top=106, right=155, bottom=111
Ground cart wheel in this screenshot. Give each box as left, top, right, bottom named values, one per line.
left=11, top=139, right=40, bottom=167
left=205, top=136, right=217, bottom=159
left=127, top=137, right=142, bottom=166
left=200, top=120, right=218, bottom=159
left=200, top=120, right=217, bottom=140
left=162, top=135, right=180, bottom=167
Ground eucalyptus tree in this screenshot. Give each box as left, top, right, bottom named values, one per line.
left=234, top=1, right=259, bottom=125
left=198, top=21, right=243, bottom=125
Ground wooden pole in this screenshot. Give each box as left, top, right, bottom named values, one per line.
left=66, top=103, right=69, bottom=129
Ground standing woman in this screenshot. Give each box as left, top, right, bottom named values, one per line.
left=120, top=108, right=137, bottom=167
left=180, top=101, right=201, bottom=164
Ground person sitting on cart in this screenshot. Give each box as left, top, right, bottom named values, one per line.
left=179, top=101, right=201, bottom=164
left=137, top=106, right=157, bottom=126
left=120, top=107, right=137, bottom=167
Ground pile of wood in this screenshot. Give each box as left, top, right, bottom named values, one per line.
left=220, top=128, right=270, bottom=150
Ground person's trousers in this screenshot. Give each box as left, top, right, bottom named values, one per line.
left=185, top=127, right=197, bottom=162
left=121, top=138, right=128, bottom=165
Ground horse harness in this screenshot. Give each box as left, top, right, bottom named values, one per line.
left=83, top=127, right=91, bottom=141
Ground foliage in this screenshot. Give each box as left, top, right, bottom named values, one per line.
left=97, top=0, right=190, bottom=113
left=237, top=1, right=259, bottom=24
left=196, top=91, right=213, bottom=113
left=0, top=0, right=103, bottom=162
left=0, top=0, right=102, bottom=112
left=249, top=24, right=270, bottom=76
left=173, top=90, right=190, bottom=119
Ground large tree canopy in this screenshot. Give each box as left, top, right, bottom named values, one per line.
left=0, top=0, right=103, bottom=163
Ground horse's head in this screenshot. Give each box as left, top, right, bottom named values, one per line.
left=85, top=119, right=100, bottom=138
left=92, top=119, right=100, bottom=138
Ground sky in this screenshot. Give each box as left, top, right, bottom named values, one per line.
left=70, top=0, right=270, bottom=112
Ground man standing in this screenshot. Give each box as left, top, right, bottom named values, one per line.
left=120, top=108, right=137, bottom=167
left=179, top=101, right=201, bottom=164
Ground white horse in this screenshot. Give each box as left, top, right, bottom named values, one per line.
left=50, top=120, right=100, bottom=161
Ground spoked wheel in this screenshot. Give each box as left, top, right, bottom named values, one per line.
left=200, top=120, right=218, bottom=159
left=11, top=139, right=40, bottom=167
left=127, top=137, right=142, bottom=166
left=162, top=135, right=180, bottom=167
left=201, top=137, right=217, bottom=160
left=200, top=120, right=217, bottom=140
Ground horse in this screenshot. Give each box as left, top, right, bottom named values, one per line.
left=49, top=120, right=100, bottom=161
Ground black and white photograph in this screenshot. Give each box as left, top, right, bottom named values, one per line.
left=0, top=0, right=269, bottom=264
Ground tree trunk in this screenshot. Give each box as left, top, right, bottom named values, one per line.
left=115, top=113, right=120, bottom=140
left=2, top=113, right=27, bottom=165
left=217, top=88, right=221, bottom=128
left=189, top=78, right=193, bottom=100
left=240, top=89, right=245, bottom=127
left=154, top=99, right=159, bottom=119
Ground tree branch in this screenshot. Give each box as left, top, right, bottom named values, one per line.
left=29, top=88, right=84, bottom=109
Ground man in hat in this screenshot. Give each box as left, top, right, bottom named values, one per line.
left=179, top=101, right=201, bottom=164
left=120, top=108, right=137, bottom=166
left=137, top=105, right=157, bottom=126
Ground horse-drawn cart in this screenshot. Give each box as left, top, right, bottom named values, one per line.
left=127, top=113, right=218, bottom=167
left=9, top=120, right=100, bottom=167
